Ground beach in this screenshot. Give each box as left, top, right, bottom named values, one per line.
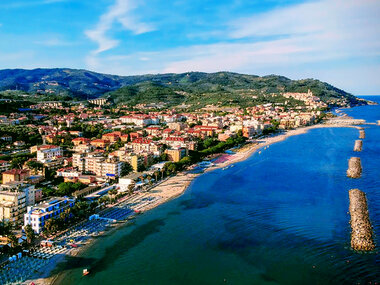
left=27, top=121, right=363, bottom=285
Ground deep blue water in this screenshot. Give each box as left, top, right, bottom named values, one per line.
left=58, top=97, right=380, bottom=285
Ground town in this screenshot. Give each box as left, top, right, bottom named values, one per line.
left=0, top=90, right=328, bottom=283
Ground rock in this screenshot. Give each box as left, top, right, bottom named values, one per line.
left=348, top=189, right=375, bottom=251
left=347, top=157, right=362, bottom=178
left=353, top=140, right=363, bottom=152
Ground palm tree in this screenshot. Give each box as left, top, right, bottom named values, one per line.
left=24, top=224, right=35, bottom=244
left=127, top=182, right=135, bottom=195
left=7, top=233, right=18, bottom=248
left=154, top=171, right=159, bottom=182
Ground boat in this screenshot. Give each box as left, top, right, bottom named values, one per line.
left=83, top=269, right=90, bottom=276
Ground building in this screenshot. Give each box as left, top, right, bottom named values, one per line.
left=88, top=98, right=107, bottom=106
left=122, top=154, right=144, bottom=172
left=2, top=169, right=30, bottom=184
left=24, top=197, right=75, bottom=234
left=73, top=153, right=123, bottom=178
left=72, top=137, right=90, bottom=146
left=36, top=145, right=62, bottom=163
left=0, top=190, right=26, bottom=224
left=120, top=115, right=159, bottom=127
left=90, top=139, right=109, bottom=148
left=119, top=178, right=135, bottom=192
left=0, top=160, right=11, bottom=173
left=56, top=167, right=81, bottom=178
left=165, top=148, right=188, bottom=162
left=102, top=132, right=121, bottom=143
left=1, top=182, right=36, bottom=206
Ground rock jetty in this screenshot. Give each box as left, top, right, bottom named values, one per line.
left=348, top=189, right=375, bottom=251
left=353, top=140, right=363, bottom=152
left=347, top=157, right=362, bottom=178
left=359, top=130, right=365, bottom=139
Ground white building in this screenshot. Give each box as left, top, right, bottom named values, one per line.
left=36, top=145, right=62, bottom=163
left=73, top=153, right=123, bottom=178
left=118, top=178, right=134, bottom=192
left=24, top=197, right=75, bottom=234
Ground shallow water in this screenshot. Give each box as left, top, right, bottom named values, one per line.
left=58, top=96, right=380, bottom=285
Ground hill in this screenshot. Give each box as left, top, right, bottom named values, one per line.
left=0, top=68, right=365, bottom=107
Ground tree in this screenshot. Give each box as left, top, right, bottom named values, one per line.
left=127, top=182, right=135, bottom=195
left=108, top=189, right=118, bottom=202
left=27, top=160, right=43, bottom=170
left=120, top=162, right=133, bottom=177
left=11, top=156, right=28, bottom=169
left=7, top=233, right=18, bottom=248
left=57, top=182, right=86, bottom=196
left=153, top=171, right=159, bottom=182
left=24, top=224, right=36, bottom=244
left=0, top=222, right=11, bottom=236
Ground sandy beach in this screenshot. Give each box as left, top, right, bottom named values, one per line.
left=26, top=122, right=361, bottom=285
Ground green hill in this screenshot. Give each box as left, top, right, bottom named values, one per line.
left=0, top=68, right=365, bottom=107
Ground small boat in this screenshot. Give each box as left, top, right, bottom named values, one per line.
left=83, top=269, right=90, bottom=276
left=258, top=151, right=261, bottom=154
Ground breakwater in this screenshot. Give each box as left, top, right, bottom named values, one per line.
left=346, top=157, right=362, bottom=178
left=348, top=189, right=375, bottom=251
left=359, top=130, right=365, bottom=139
left=353, top=140, right=363, bottom=152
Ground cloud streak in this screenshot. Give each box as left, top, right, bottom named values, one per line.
left=85, top=0, right=154, bottom=68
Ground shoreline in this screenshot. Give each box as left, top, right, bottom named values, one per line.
left=28, top=122, right=360, bottom=285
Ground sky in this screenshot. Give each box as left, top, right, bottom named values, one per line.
left=0, top=0, right=379, bottom=94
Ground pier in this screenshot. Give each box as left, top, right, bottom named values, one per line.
left=353, top=140, right=363, bottom=152
left=346, top=157, right=362, bottom=178
left=348, top=189, right=375, bottom=251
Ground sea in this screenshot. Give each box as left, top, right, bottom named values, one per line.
left=57, top=96, right=380, bottom=285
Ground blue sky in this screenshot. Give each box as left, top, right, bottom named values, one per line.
left=0, top=0, right=379, bottom=94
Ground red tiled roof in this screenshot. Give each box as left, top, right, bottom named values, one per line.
left=3, top=169, right=29, bottom=175
left=132, top=138, right=153, bottom=144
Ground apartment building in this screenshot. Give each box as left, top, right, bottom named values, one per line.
left=24, top=197, right=75, bottom=234
left=0, top=190, right=26, bottom=224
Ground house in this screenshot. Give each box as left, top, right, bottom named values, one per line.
left=72, top=137, right=90, bottom=146
left=2, top=169, right=30, bottom=184
left=90, top=139, right=109, bottom=148
left=102, top=132, right=121, bottom=143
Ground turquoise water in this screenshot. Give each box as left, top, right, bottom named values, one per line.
left=58, top=97, right=380, bottom=284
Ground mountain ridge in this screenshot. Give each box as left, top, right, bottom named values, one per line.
left=0, top=68, right=364, bottom=107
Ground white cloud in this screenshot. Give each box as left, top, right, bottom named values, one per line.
left=159, top=0, right=380, bottom=93
left=85, top=0, right=154, bottom=69
left=84, top=0, right=380, bottom=94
